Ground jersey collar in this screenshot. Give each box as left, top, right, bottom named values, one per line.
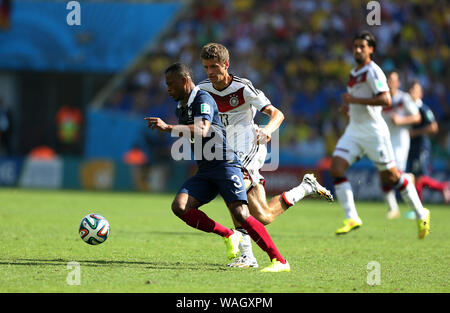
left=177, top=86, right=200, bottom=108
left=351, top=61, right=372, bottom=76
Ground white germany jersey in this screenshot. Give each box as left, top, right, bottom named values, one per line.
left=382, top=89, right=418, bottom=142
left=198, top=75, right=271, bottom=165
left=346, top=61, right=390, bottom=137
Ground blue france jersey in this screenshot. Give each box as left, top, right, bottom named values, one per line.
left=411, top=102, right=435, bottom=150
left=175, top=86, right=242, bottom=170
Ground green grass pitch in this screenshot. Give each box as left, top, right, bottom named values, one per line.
left=0, top=188, right=449, bottom=293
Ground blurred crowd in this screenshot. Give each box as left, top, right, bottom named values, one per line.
left=104, top=0, right=450, bottom=161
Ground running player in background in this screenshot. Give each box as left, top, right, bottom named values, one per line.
left=145, top=62, right=290, bottom=272
left=329, top=31, right=430, bottom=239
left=406, top=81, right=450, bottom=205
left=381, top=71, right=421, bottom=219
left=199, top=43, right=333, bottom=268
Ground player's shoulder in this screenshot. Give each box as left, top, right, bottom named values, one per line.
left=232, top=75, right=260, bottom=95
left=196, top=88, right=215, bottom=103
left=366, top=61, right=386, bottom=79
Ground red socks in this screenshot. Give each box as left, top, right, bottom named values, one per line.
left=241, top=216, right=286, bottom=264
left=180, top=210, right=286, bottom=264
left=416, top=176, right=447, bottom=200
left=180, top=208, right=233, bottom=238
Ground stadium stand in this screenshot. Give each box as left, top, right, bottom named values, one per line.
left=102, top=0, right=449, bottom=162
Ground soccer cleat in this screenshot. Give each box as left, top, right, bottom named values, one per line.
left=387, top=210, right=401, bottom=220
left=417, top=208, right=430, bottom=239
left=335, top=217, right=362, bottom=235
left=260, top=258, right=290, bottom=273
left=224, top=230, right=242, bottom=260
left=302, top=174, right=334, bottom=202
left=227, top=255, right=259, bottom=268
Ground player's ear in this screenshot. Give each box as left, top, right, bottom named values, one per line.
left=224, top=60, right=229, bottom=70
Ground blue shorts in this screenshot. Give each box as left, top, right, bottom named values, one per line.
left=406, top=145, right=431, bottom=176
left=178, top=164, right=248, bottom=206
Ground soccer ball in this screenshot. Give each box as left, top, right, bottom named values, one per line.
left=79, top=213, right=110, bottom=245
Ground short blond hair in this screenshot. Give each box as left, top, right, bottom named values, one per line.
left=200, top=43, right=229, bottom=64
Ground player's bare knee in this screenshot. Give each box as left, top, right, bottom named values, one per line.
left=228, top=201, right=250, bottom=224
left=380, top=168, right=400, bottom=185
left=171, top=200, right=186, bottom=217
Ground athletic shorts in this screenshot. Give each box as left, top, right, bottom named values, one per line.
left=238, top=143, right=266, bottom=189
left=177, top=164, right=248, bottom=206
left=406, top=144, right=431, bottom=176
left=390, top=131, right=410, bottom=172
left=333, top=130, right=396, bottom=171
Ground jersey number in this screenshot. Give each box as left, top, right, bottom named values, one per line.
left=220, top=114, right=229, bottom=126
left=231, top=174, right=243, bottom=188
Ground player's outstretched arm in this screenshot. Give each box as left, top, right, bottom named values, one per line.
left=145, top=117, right=211, bottom=138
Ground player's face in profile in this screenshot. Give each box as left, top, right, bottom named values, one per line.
left=165, top=72, right=185, bottom=101
left=410, top=83, right=423, bottom=100
left=201, top=58, right=228, bottom=84
left=353, top=39, right=373, bottom=64
left=387, top=72, right=400, bottom=91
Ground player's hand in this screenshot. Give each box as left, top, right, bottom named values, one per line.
left=341, top=93, right=353, bottom=104
left=339, top=103, right=349, bottom=116
left=144, top=117, right=170, bottom=132
left=255, top=127, right=271, bottom=144
left=390, top=113, right=401, bottom=125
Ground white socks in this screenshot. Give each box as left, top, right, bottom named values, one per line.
left=383, top=189, right=399, bottom=213
left=334, top=180, right=359, bottom=219
left=283, top=182, right=313, bottom=206
left=396, top=175, right=428, bottom=220
left=237, top=229, right=255, bottom=259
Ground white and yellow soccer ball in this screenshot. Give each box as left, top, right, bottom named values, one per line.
left=79, top=213, right=110, bottom=245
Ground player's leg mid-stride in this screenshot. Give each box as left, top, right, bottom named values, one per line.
left=226, top=173, right=333, bottom=269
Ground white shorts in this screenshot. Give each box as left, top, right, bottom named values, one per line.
left=238, top=142, right=267, bottom=189
left=390, top=132, right=410, bottom=172
left=333, top=130, right=396, bottom=171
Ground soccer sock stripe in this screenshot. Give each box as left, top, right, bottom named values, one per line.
left=180, top=208, right=233, bottom=238
left=382, top=184, right=393, bottom=192
left=241, top=216, right=286, bottom=264
left=333, top=177, right=348, bottom=185
left=235, top=226, right=248, bottom=235
left=281, top=192, right=293, bottom=207
left=394, top=174, right=409, bottom=192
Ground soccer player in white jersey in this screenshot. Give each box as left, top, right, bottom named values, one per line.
left=329, top=31, right=430, bottom=238
left=381, top=71, right=421, bottom=219
left=199, top=43, right=333, bottom=268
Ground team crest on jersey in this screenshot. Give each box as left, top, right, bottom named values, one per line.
left=229, top=95, right=239, bottom=107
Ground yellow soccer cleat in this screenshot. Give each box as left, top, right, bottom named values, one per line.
left=260, top=258, right=290, bottom=273
left=335, top=217, right=362, bottom=235
left=224, top=230, right=242, bottom=260
left=417, top=208, right=430, bottom=239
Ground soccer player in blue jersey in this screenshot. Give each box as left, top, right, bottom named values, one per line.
left=145, top=62, right=290, bottom=272
left=406, top=81, right=450, bottom=204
